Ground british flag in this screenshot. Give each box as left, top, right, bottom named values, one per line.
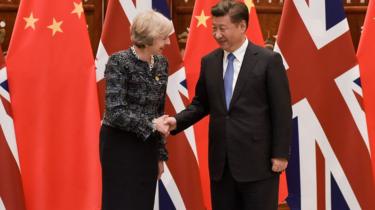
left=275, top=0, right=375, bottom=209
left=0, top=48, right=26, bottom=210
left=95, top=1, right=206, bottom=209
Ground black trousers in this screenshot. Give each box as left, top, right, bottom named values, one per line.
left=100, top=125, right=159, bottom=210
left=211, top=161, right=280, bottom=210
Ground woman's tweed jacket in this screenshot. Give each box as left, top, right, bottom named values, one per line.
left=102, top=49, right=168, bottom=160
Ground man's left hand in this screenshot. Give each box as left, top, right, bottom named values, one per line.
left=271, top=158, right=288, bottom=172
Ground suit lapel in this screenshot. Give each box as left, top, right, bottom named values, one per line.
left=213, top=50, right=227, bottom=111
left=229, top=43, right=259, bottom=110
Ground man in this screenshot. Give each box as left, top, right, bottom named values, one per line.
left=164, top=1, right=292, bottom=209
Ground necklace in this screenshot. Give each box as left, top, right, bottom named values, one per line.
left=131, top=46, right=154, bottom=71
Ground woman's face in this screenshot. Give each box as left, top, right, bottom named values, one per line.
left=148, top=35, right=171, bottom=55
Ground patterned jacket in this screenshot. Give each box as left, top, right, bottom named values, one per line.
left=102, top=49, right=168, bottom=160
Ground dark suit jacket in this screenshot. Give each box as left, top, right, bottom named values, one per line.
left=172, top=42, right=292, bottom=182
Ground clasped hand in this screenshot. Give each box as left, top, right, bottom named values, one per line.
left=153, top=115, right=177, bottom=137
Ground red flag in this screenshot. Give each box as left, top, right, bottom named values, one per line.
left=6, top=1, right=101, bottom=209
left=95, top=1, right=206, bottom=209
left=183, top=1, right=265, bottom=208
left=244, top=0, right=264, bottom=46
left=0, top=47, right=26, bottom=210
left=358, top=0, right=375, bottom=181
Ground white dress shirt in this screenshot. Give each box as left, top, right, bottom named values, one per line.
left=223, top=39, right=249, bottom=92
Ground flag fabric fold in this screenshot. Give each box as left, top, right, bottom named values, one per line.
left=6, top=1, right=101, bottom=209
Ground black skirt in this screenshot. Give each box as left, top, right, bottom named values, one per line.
left=99, top=124, right=159, bottom=210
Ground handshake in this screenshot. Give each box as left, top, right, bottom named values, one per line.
left=152, top=115, right=177, bottom=137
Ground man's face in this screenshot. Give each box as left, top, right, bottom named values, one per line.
left=212, top=15, right=246, bottom=52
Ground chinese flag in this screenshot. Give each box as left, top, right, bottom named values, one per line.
left=358, top=0, right=375, bottom=181
left=183, top=0, right=264, bottom=209
left=6, top=1, right=101, bottom=210
left=244, top=0, right=264, bottom=46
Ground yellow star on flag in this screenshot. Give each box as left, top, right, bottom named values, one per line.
left=244, top=0, right=255, bottom=9
left=72, top=2, right=84, bottom=18
left=195, top=10, right=210, bottom=28
left=24, top=12, right=39, bottom=30
left=47, top=18, right=63, bottom=36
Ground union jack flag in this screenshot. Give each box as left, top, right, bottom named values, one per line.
left=0, top=48, right=26, bottom=210
left=95, top=1, right=206, bottom=209
left=275, top=0, right=375, bottom=209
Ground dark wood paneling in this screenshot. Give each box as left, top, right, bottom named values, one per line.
left=84, top=0, right=103, bottom=54
left=256, top=5, right=282, bottom=45
left=346, top=6, right=367, bottom=50
left=0, top=5, right=17, bottom=51
left=172, top=0, right=194, bottom=49
left=0, top=0, right=20, bottom=4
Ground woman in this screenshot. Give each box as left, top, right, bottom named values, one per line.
left=99, top=10, right=173, bottom=210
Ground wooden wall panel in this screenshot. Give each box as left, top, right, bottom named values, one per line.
left=84, top=0, right=103, bottom=54
left=346, top=5, right=367, bottom=50
left=171, top=0, right=194, bottom=50
left=0, top=4, right=17, bottom=51
left=256, top=5, right=282, bottom=45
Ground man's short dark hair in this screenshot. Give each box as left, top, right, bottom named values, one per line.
left=211, top=0, right=249, bottom=29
